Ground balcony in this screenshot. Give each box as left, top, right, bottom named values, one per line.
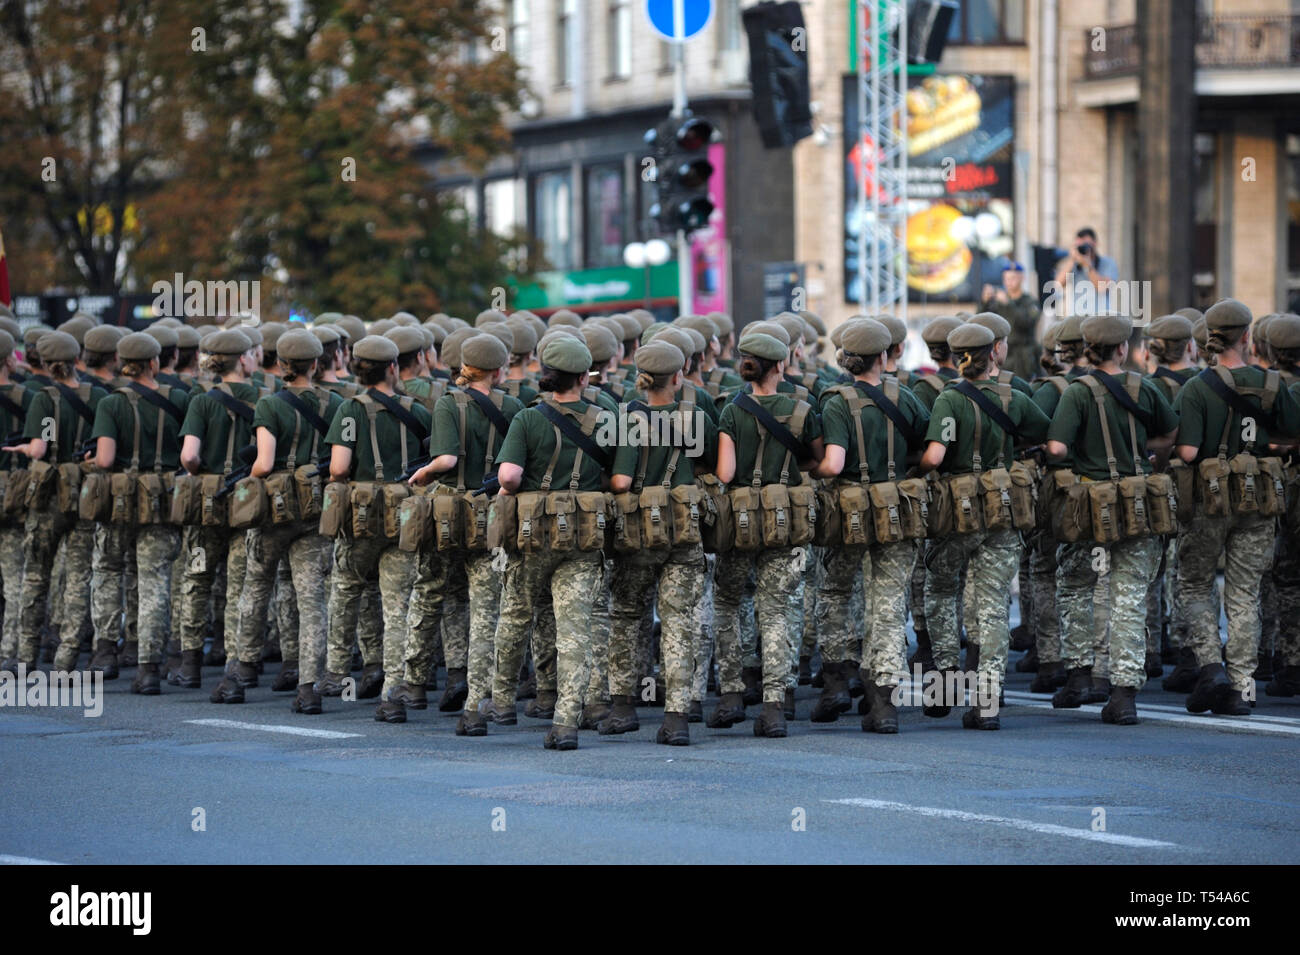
left=1083, top=15, right=1300, bottom=80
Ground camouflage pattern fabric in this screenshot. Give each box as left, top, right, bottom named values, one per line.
left=0, top=524, right=27, bottom=661
left=814, top=545, right=867, bottom=667
left=714, top=548, right=804, bottom=704
left=1273, top=525, right=1300, bottom=666
left=1057, top=537, right=1160, bottom=687
left=861, top=540, right=917, bottom=686
left=438, top=558, right=469, bottom=671
left=90, top=523, right=137, bottom=653
left=240, top=523, right=329, bottom=683
left=403, top=546, right=450, bottom=687
left=1028, top=530, right=1062, bottom=663
left=463, top=550, right=511, bottom=714
left=327, top=535, right=416, bottom=700
left=133, top=525, right=182, bottom=665
left=179, top=525, right=246, bottom=662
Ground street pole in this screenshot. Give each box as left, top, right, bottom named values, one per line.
left=672, top=0, right=692, bottom=316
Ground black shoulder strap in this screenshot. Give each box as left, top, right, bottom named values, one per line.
left=953, top=379, right=1023, bottom=440
left=128, top=382, right=184, bottom=424
left=51, top=382, right=96, bottom=426
left=851, top=380, right=921, bottom=448
left=366, top=388, right=430, bottom=443
left=465, top=387, right=511, bottom=438
left=0, top=387, right=25, bottom=420
left=275, top=388, right=330, bottom=436
left=205, top=384, right=255, bottom=423
left=537, top=400, right=612, bottom=469
left=734, top=392, right=809, bottom=462
left=1090, top=370, right=1156, bottom=433
left=1198, top=367, right=1278, bottom=429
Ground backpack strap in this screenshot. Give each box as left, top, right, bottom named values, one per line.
left=116, top=387, right=146, bottom=472
left=353, top=394, right=389, bottom=481
left=1080, top=376, right=1125, bottom=482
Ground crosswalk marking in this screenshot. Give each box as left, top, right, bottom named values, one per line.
left=184, top=719, right=363, bottom=739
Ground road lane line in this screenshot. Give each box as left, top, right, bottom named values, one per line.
left=1000, top=692, right=1300, bottom=737
left=0, top=854, right=62, bottom=864
left=185, top=719, right=363, bottom=739
left=825, top=798, right=1178, bottom=849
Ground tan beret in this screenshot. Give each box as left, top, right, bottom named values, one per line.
left=390, top=312, right=420, bottom=327
left=744, top=321, right=791, bottom=348
left=460, top=333, right=509, bottom=371
left=259, top=322, right=288, bottom=350
left=947, top=323, right=996, bottom=350
left=628, top=308, right=657, bottom=332
left=540, top=336, right=593, bottom=373
left=441, top=327, right=479, bottom=369
left=706, top=311, right=734, bottom=336
left=0, top=330, right=14, bottom=360
left=367, top=319, right=395, bottom=338
left=653, top=326, right=697, bottom=361
left=204, top=329, right=254, bottom=356
left=1174, top=307, right=1204, bottom=324
left=800, top=311, right=827, bottom=337
left=480, top=322, right=515, bottom=353
left=506, top=318, right=538, bottom=355
left=37, top=331, right=80, bottom=363
left=175, top=325, right=201, bottom=349
left=0, top=316, right=19, bottom=339
left=353, top=335, right=399, bottom=363
left=1205, top=298, right=1252, bottom=330
left=636, top=340, right=686, bottom=375
left=23, top=324, right=53, bottom=349
left=548, top=309, right=583, bottom=329
left=1145, top=314, right=1194, bottom=341
left=1265, top=314, right=1300, bottom=350
left=239, top=324, right=264, bottom=347
left=311, top=325, right=342, bottom=345
left=1081, top=314, right=1133, bottom=347
left=582, top=325, right=620, bottom=365
left=58, top=316, right=96, bottom=345
left=118, top=332, right=162, bottom=361
left=336, top=315, right=366, bottom=344
left=144, top=324, right=180, bottom=349
left=738, top=332, right=789, bottom=362
left=922, top=317, right=964, bottom=345
left=385, top=326, right=426, bottom=356
left=840, top=319, right=892, bottom=356
left=970, top=311, right=1012, bottom=340
left=876, top=314, right=908, bottom=347
left=314, top=312, right=344, bottom=325
left=1056, top=315, right=1085, bottom=344
left=277, top=329, right=324, bottom=361
left=86, top=325, right=127, bottom=353
left=474, top=309, right=508, bottom=327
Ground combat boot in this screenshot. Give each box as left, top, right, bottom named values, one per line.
left=961, top=707, right=1000, bottom=730
left=486, top=700, right=517, bottom=725
left=177, top=649, right=203, bottom=689
left=861, top=683, right=899, bottom=734
left=597, top=695, right=640, bottom=735
left=922, top=668, right=956, bottom=718
left=234, top=660, right=259, bottom=689
left=1265, top=665, right=1300, bottom=697
left=516, top=671, right=537, bottom=700
left=209, top=674, right=243, bottom=703
left=784, top=688, right=797, bottom=720
left=271, top=660, right=299, bottom=692
left=1015, top=645, right=1039, bottom=673
left=455, top=709, right=488, bottom=736
left=687, top=701, right=703, bottom=723
left=438, top=667, right=468, bottom=712
left=316, top=671, right=349, bottom=696
left=1211, top=686, right=1251, bottom=716
left=351, top=647, right=363, bottom=672
left=797, top=656, right=813, bottom=686
left=90, top=641, right=119, bottom=681
left=261, top=638, right=281, bottom=663
left=524, top=690, right=556, bottom=720
left=291, top=683, right=322, bottom=715
left=579, top=699, right=612, bottom=729
left=1029, top=660, right=1066, bottom=693
left=1052, top=667, right=1093, bottom=709
left=356, top=663, right=383, bottom=699
left=809, top=662, right=851, bottom=723
left=908, top=628, right=934, bottom=671
left=120, top=639, right=139, bottom=668
left=391, top=683, right=428, bottom=709
left=374, top=699, right=407, bottom=723
left=1144, top=652, right=1163, bottom=679
left=740, top=667, right=762, bottom=706
left=1086, top=676, right=1111, bottom=704
left=1252, top=653, right=1273, bottom=681
left=1162, top=647, right=1199, bottom=693
left=656, top=712, right=691, bottom=746
left=1185, top=663, right=1232, bottom=714
left=1009, top=622, right=1034, bottom=653
left=846, top=665, right=865, bottom=699
left=1101, top=685, right=1139, bottom=725
left=165, top=652, right=184, bottom=686
left=752, top=701, right=788, bottom=738
left=706, top=692, right=746, bottom=728
left=543, top=724, right=579, bottom=750
left=131, top=663, right=161, bottom=696
left=965, top=641, right=980, bottom=672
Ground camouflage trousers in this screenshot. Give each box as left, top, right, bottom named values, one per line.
left=464, top=550, right=513, bottom=714
left=0, top=523, right=27, bottom=661
left=179, top=525, right=247, bottom=665
left=403, top=546, right=450, bottom=687
left=493, top=549, right=602, bottom=727
left=437, top=558, right=468, bottom=671
left=739, top=565, right=758, bottom=670
left=690, top=553, right=717, bottom=702
left=19, top=511, right=95, bottom=670
left=89, top=523, right=135, bottom=650
left=1057, top=537, right=1160, bottom=688
left=240, top=522, right=330, bottom=683
left=799, top=545, right=823, bottom=659
left=714, top=547, right=804, bottom=704
left=327, top=535, right=416, bottom=700
left=814, top=545, right=868, bottom=666
left=608, top=544, right=705, bottom=713
left=925, top=529, right=1020, bottom=694
left=1272, top=525, right=1300, bottom=666
left=586, top=556, right=614, bottom=705
left=1178, top=512, right=1274, bottom=691
left=909, top=544, right=927, bottom=633
left=1028, top=530, right=1062, bottom=663
left=92, top=524, right=180, bottom=665
left=862, top=541, right=916, bottom=686
left=784, top=559, right=808, bottom=689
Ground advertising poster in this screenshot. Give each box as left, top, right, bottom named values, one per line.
left=844, top=73, right=1015, bottom=304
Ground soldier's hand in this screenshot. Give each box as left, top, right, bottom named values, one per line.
left=408, top=463, right=436, bottom=487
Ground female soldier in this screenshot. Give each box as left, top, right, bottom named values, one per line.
left=602, top=340, right=716, bottom=745
left=811, top=319, right=929, bottom=732
left=408, top=333, right=524, bottom=736
left=89, top=333, right=188, bottom=696
left=1172, top=299, right=1300, bottom=715
left=492, top=335, right=613, bottom=751
left=238, top=329, right=342, bottom=714
left=1045, top=315, right=1179, bottom=724
left=920, top=323, right=1050, bottom=729
left=709, top=331, right=824, bottom=739
left=177, top=329, right=260, bottom=700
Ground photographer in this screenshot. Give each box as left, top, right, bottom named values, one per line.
left=1054, top=227, right=1120, bottom=315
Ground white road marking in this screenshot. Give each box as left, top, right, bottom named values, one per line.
left=826, top=798, right=1178, bottom=849
left=0, top=854, right=62, bottom=865
left=1000, top=691, right=1300, bottom=737
left=184, top=719, right=363, bottom=739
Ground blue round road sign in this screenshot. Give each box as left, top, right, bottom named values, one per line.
left=645, top=0, right=712, bottom=41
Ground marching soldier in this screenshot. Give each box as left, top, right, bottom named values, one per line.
left=1262, top=313, right=1300, bottom=697
left=0, top=331, right=35, bottom=674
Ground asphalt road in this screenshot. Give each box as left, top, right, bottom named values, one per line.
left=2, top=649, right=1297, bottom=865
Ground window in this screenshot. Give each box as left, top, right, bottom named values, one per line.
left=556, top=0, right=575, bottom=86
left=484, top=178, right=523, bottom=237
left=533, top=170, right=574, bottom=270
left=585, top=165, right=626, bottom=268
left=945, top=0, right=1025, bottom=46
left=608, top=0, right=631, bottom=78
left=1192, top=132, right=1219, bottom=307
left=509, top=0, right=530, bottom=61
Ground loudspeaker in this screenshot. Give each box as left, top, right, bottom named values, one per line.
left=743, top=1, right=812, bottom=149
left=908, top=0, right=957, bottom=65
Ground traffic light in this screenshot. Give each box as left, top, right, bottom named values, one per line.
left=645, top=114, right=719, bottom=235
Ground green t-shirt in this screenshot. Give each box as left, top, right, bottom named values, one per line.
left=820, top=381, right=930, bottom=483
left=1032, top=366, right=1088, bottom=418
left=180, top=381, right=262, bottom=475
left=495, top=399, right=611, bottom=492
left=399, top=375, right=451, bottom=416
left=428, top=387, right=526, bottom=490
left=627, top=383, right=721, bottom=423
left=501, top=376, right=539, bottom=405
left=251, top=369, right=283, bottom=393
left=907, top=368, right=956, bottom=411
left=1145, top=366, right=1196, bottom=405
left=611, top=399, right=718, bottom=488
left=90, top=383, right=190, bottom=472
left=1046, top=372, right=1179, bottom=481
left=718, top=392, right=822, bottom=488
left=0, top=383, right=35, bottom=472
left=22, top=372, right=54, bottom=393
left=23, top=382, right=109, bottom=464
left=1173, top=366, right=1300, bottom=461
left=252, top=386, right=344, bottom=471
left=924, top=378, right=1051, bottom=474
left=325, top=390, right=433, bottom=482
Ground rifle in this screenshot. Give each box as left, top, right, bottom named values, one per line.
left=3, top=431, right=26, bottom=449
left=473, top=473, right=500, bottom=497
left=215, top=445, right=259, bottom=499
left=397, top=455, right=432, bottom=484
